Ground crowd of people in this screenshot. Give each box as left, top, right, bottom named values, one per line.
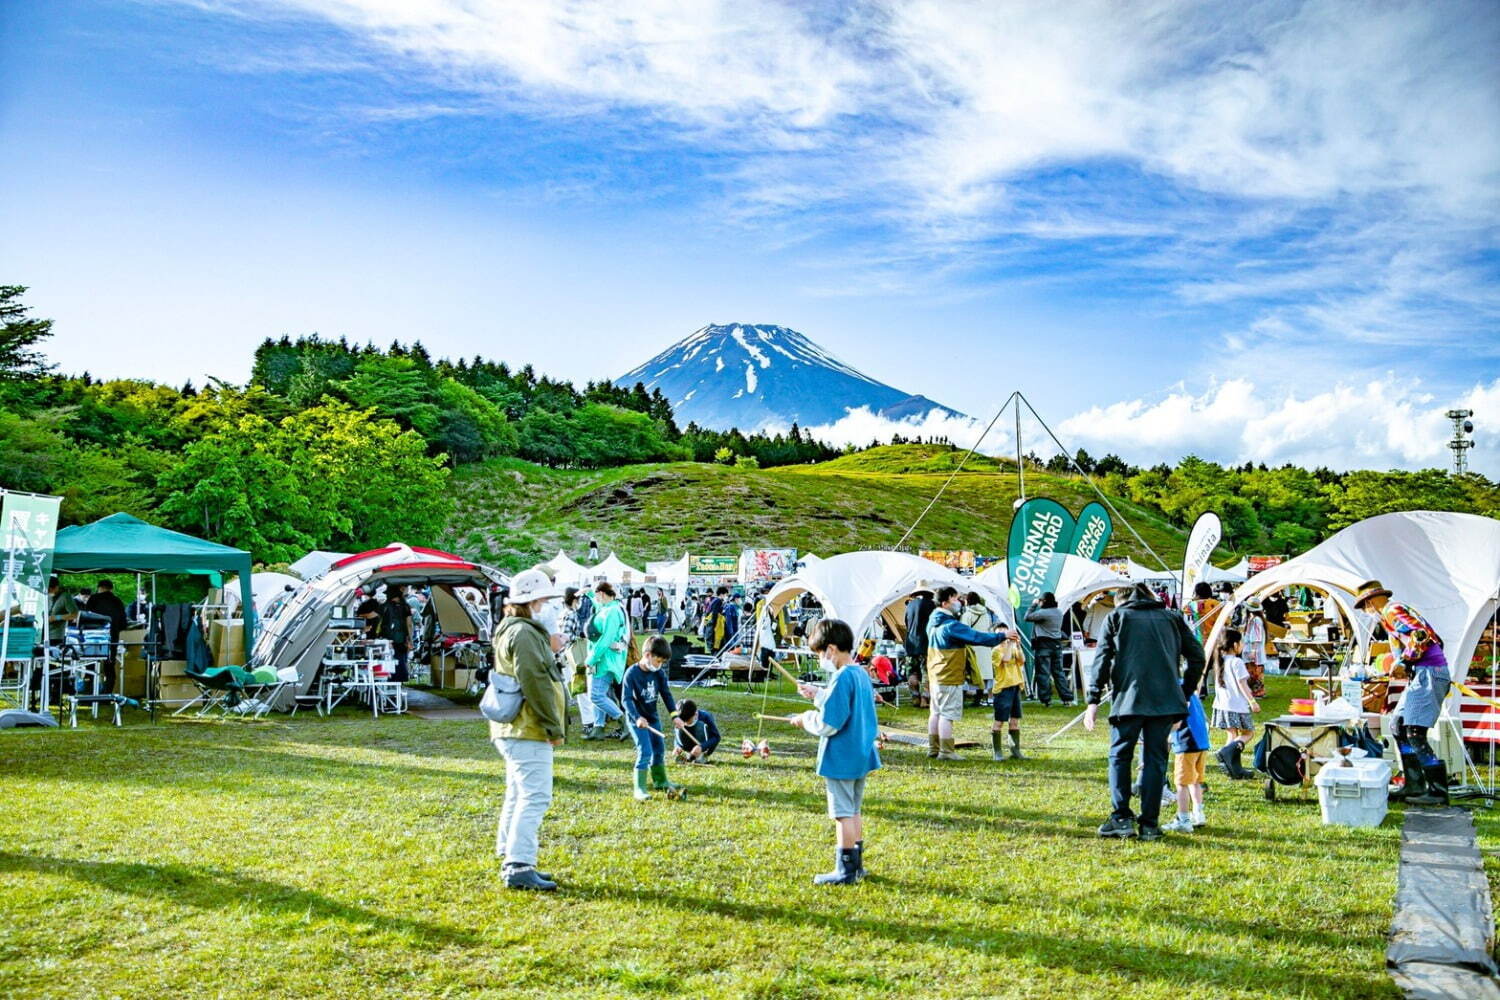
left=483, top=555, right=1459, bottom=890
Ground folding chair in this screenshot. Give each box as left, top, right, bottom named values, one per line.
left=232, top=666, right=296, bottom=719
left=174, top=663, right=253, bottom=717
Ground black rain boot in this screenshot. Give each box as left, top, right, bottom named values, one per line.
left=1394, top=751, right=1427, bottom=802
left=813, top=847, right=860, bottom=886
left=1408, top=761, right=1449, bottom=807
left=1008, top=730, right=1025, bottom=760
left=991, top=731, right=1005, bottom=762
left=855, top=840, right=866, bottom=876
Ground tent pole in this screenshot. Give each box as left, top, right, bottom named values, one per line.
left=1015, top=399, right=1025, bottom=502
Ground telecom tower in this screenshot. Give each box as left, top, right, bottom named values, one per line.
left=1447, top=408, right=1475, bottom=475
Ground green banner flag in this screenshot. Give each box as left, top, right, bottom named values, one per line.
left=1069, top=501, right=1113, bottom=562
left=1007, top=497, right=1073, bottom=627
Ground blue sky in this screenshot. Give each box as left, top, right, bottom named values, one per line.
left=1, top=0, right=1497, bottom=472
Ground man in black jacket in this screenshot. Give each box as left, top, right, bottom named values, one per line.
left=1084, top=584, right=1206, bottom=841
left=903, top=591, right=936, bottom=703
left=86, top=579, right=128, bottom=694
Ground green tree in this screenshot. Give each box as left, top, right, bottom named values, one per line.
left=0, top=286, right=54, bottom=381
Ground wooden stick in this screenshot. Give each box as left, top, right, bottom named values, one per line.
left=768, top=656, right=803, bottom=687
left=755, top=713, right=799, bottom=723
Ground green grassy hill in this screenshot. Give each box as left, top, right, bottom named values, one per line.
left=440, top=444, right=1214, bottom=573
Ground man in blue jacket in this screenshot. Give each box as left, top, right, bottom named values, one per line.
left=926, top=586, right=1008, bottom=760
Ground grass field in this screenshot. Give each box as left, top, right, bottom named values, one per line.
left=3, top=676, right=1488, bottom=1000
left=439, top=444, right=1208, bottom=574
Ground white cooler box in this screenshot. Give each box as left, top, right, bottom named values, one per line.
left=1314, top=757, right=1392, bottom=828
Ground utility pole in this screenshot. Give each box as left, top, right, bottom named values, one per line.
left=1447, top=409, right=1475, bottom=476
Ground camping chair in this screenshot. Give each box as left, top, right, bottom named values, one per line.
left=231, top=666, right=296, bottom=719
left=173, top=663, right=255, bottom=718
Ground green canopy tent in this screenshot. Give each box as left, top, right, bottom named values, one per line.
left=53, top=513, right=257, bottom=653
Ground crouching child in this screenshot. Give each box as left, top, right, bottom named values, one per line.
left=673, top=699, right=721, bottom=763
left=791, top=618, right=881, bottom=886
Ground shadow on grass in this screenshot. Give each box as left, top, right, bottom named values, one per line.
left=575, top=882, right=1386, bottom=998
left=0, top=850, right=482, bottom=949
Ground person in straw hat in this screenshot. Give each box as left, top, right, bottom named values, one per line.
left=1353, top=579, right=1451, bottom=807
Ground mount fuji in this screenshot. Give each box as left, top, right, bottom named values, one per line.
left=620, top=324, right=966, bottom=432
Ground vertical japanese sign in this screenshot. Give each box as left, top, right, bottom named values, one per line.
left=1, top=491, right=62, bottom=658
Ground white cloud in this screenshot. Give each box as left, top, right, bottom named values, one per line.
left=1057, top=377, right=1500, bottom=474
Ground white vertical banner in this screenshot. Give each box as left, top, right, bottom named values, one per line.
left=1181, top=511, right=1223, bottom=597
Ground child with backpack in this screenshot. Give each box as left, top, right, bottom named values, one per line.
left=1163, top=690, right=1210, bottom=832
left=622, top=636, right=686, bottom=801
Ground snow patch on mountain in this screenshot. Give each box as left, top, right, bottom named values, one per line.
left=620, top=323, right=966, bottom=432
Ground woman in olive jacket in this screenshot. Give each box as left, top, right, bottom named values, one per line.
left=490, top=569, right=567, bottom=891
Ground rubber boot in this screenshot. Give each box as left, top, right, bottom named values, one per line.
left=650, top=762, right=683, bottom=798
left=855, top=840, right=866, bottom=877
left=812, top=847, right=861, bottom=886
left=1009, top=730, right=1025, bottom=760
left=936, top=737, right=961, bottom=761
left=1394, top=751, right=1427, bottom=802
left=632, top=768, right=651, bottom=802
left=582, top=724, right=603, bottom=741
left=1408, top=761, right=1449, bottom=807
left=1216, top=741, right=1252, bottom=780
left=991, top=731, right=1005, bottom=762
left=928, top=733, right=940, bottom=759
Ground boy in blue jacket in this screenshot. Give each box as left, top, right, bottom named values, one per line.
left=1163, top=691, right=1210, bottom=832
left=622, top=636, right=685, bottom=801
left=790, top=618, right=881, bottom=886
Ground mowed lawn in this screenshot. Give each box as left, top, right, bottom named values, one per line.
left=1, top=676, right=1482, bottom=1000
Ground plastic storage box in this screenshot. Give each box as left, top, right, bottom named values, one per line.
left=1314, top=757, right=1392, bottom=828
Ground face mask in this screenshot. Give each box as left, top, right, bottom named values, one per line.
left=819, top=653, right=838, bottom=672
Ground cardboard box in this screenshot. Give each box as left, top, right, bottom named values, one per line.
left=158, top=659, right=189, bottom=679
left=157, top=678, right=200, bottom=706
left=208, top=620, right=245, bottom=667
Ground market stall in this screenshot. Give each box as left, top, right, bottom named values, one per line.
left=52, top=513, right=258, bottom=714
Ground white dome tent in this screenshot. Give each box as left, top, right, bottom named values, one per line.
left=1206, top=511, right=1500, bottom=678
left=763, top=551, right=1016, bottom=644
left=974, top=555, right=1129, bottom=617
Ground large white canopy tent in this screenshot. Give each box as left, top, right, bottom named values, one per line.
left=588, top=552, right=646, bottom=585
left=645, top=554, right=690, bottom=588
left=1206, top=511, right=1500, bottom=679
left=974, top=554, right=1130, bottom=616
left=538, top=550, right=590, bottom=587
left=251, top=543, right=508, bottom=708
left=763, top=551, right=1016, bottom=644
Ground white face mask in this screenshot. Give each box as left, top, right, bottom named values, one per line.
left=819, top=652, right=838, bottom=672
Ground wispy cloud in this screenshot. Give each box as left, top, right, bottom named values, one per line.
left=137, top=0, right=1500, bottom=463
left=1057, top=376, right=1500, bottom=472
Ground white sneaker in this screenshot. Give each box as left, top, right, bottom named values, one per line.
left=1162, top=815, right=1194, bottom=834
left=1191, top=808, right=1206, bottom=827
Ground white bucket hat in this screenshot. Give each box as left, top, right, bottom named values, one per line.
left=507, top=569, right=563, bottom=605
